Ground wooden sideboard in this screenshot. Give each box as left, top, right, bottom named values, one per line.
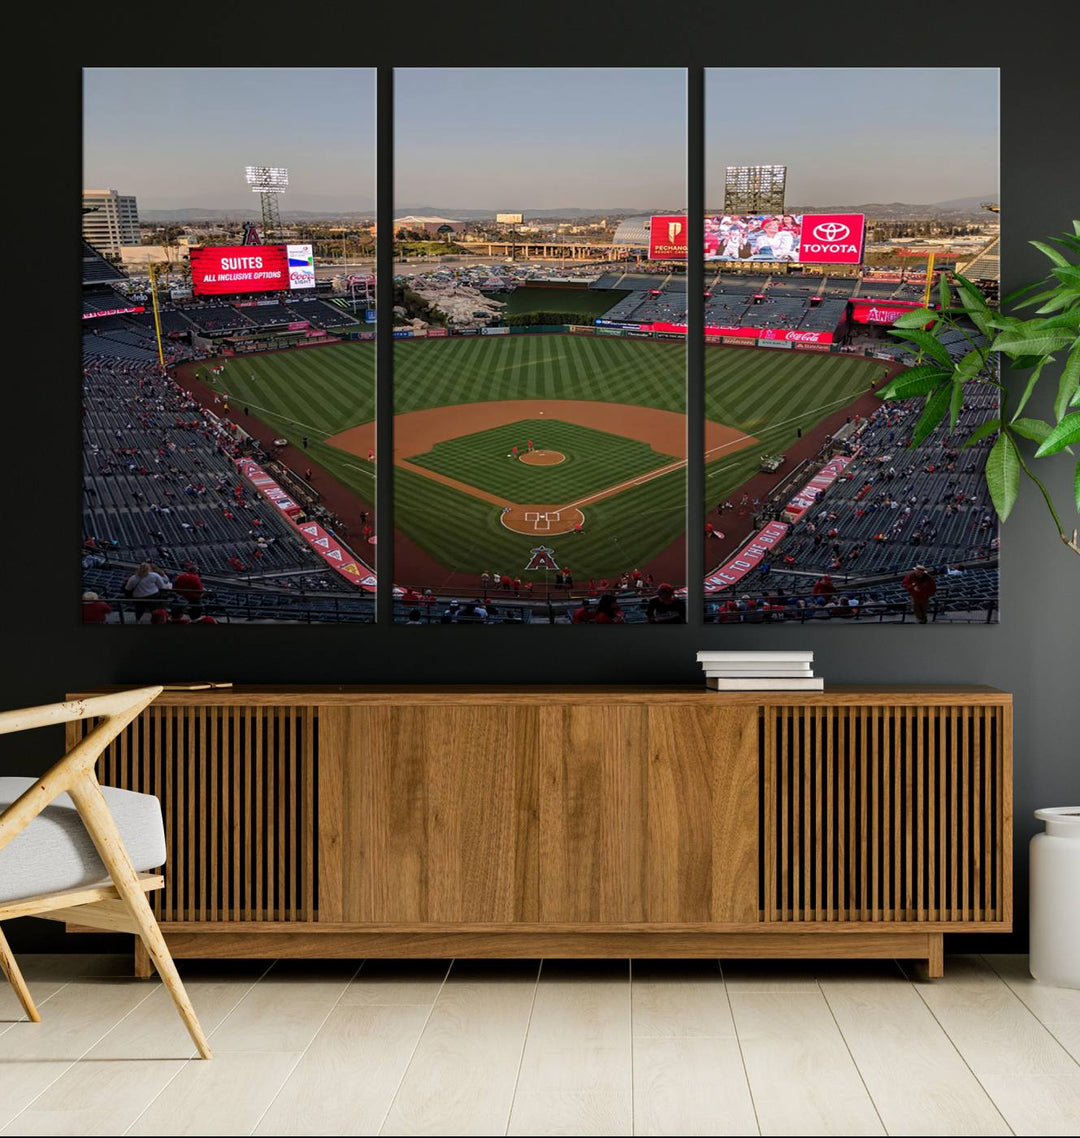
left=66, top=686, right=1012, bottom=977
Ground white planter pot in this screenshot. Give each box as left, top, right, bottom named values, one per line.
left=1029, top=807, right=1080, bottom=989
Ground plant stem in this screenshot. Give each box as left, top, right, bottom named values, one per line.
left=1012, top=439, right=1080, bottom=557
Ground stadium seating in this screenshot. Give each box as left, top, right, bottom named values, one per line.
left=81, top=242, right=127, bottom=284
left=81, top=358, right=372, bottom=622
left=286, top=299, right=356, bottom=328
left=719, top=380, right=1000, bottom=609
left=184, top=306, right=255, bottom=334
left=234, top=303, right=295, bottom=327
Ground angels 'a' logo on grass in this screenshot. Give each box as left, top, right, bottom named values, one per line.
left=524, top=546, right=559, bottom=571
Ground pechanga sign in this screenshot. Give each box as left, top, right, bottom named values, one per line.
left=648, top=215, right=688, bottom=259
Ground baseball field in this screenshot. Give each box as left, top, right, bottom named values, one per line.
left=193, top=336, right=885, bottom=586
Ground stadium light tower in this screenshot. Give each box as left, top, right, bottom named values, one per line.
left=724, top=165, right=786, bottom=215
left=244, top=166, right=288, bottom=241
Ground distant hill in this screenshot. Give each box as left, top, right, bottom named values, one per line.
left=139, top=208, right=376, bottom=223
left=140, top=197, right=999, bottom=225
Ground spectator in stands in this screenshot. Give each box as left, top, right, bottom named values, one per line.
left=81, top=591, right=111, bottom=624
left=124, top=562, right=172, bottom=623
left=173, top=562, right=204, bottom=606
left=404, top=609, right=424, bottom=626
left=594, top=594, right=625, bottom=625
left=572, top=598, right=595, bottom=624
left=646, top=583, right=686, bottom=625
left=812, top=573, right=835, bottom=597
left=903, top=564, right=937, bottom=624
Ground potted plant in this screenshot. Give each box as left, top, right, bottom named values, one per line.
left=877, top=221, right=1079, bottom=554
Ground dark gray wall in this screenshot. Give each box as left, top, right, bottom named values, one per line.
left=3, top=14, right=1078, bottom=953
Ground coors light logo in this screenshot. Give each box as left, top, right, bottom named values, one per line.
left=797, top=213, right=865, bottom=264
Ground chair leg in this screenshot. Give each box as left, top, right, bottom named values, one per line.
left=0, top=924, right=40, bottom=1023
left=69, top=777, right=213, bottom=1059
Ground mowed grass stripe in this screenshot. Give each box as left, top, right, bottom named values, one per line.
left=393, top=462, right=686, bottom=582
left=407, top=419, right=677, bottom=503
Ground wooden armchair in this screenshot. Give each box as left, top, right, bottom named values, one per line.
left=0, top=687, right=211, bottom=1059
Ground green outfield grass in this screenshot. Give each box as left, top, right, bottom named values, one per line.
left=197, top=336, right=884, bottom=582
left=492, top=286, right=628, bottom=320
left=407, top=418, right=676, bottom=502
left=703, top=347, right=887, bottom=511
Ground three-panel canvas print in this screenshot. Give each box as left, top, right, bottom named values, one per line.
left=81, top=67, right=1000, bottom=625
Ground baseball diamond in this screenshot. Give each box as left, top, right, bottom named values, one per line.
left=182, top=335, right=885, bottom=586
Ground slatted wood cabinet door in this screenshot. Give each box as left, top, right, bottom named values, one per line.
left=69, top=702, right=318, bottom=924
left=761, top=701, right=1010, bottom=926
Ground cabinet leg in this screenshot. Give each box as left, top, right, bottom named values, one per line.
left=927, top=933, right=944, bottom=979
left=134, top=937, right=151, bottom=979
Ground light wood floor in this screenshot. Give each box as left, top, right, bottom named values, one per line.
left=1, top=953, right=1077, bottom=1136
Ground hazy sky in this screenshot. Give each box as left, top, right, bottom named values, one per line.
left=84, top=67, right=998, bottom=213
left=83, top=68, right=376, bottom=212
left=706, top=68, right=999, bottom=205
left=393, top=69, right=686, bottom=209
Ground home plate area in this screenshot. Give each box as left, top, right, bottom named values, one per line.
left=501, top=504, right=585, bottom=536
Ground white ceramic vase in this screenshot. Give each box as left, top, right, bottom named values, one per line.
left=1029, top=807, right=1080, bottom=989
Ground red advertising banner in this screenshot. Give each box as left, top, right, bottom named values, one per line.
left=287, top=320, right=310, bottom=331
left=235, top=458, right=303, bottom=518
left=649, top=215, right=688, bottom=259
left=235, top=458, right=376, bottom=591
left=650, top=321, right=834, bottom=344
left=295, top=520, right=376, bottom=591
left=782, top=455, right=851, bottom=523
left=704, top=521, right=790, bottom=593
left=795, top=214, right=865, bottom=265
left=426, top=327, right=449, bottom=338
left=793, top=341, right=833, bottom=352
left=849, top=298, right=929, bottom=325
left=82, top=306, right=146, bottom=320
left=191, top=246, right=290, bottom=296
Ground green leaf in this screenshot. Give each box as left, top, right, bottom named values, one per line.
left=955, top=349, right=988, bottom=380
left=1057, top=345, right=1080, bottom=422
left=938, top=274, right=951, bottom=310
left=961, top=418, right=1002, bottom=449
left=955, top=275, right=994, bottom=335
left=1073, top=220, right=1080, bottom=238
left=1052, top=265, right=1080, bottom=288
left=1035, top=289, right=1080, bottom=315
left=992, top=329, right=1074, bottom=358
left=878, top=366, right=951, bottom=402
left=891, top=307, right=936, bottom=328
left=1010, top=417, right=1052, bottom=443
left=1011, top=358, right=1049, bottom=421
left=1034, top=412, right=1080, bottom=457
left=909, top=384, right=952, bottom=449
left=986, top=433, right=1020, bottom=522
left=878, top=365, right=952, bottom=400
left=949, top=380, right=964, bottom=429
left=888, top=328, right=954, bottom=368
left=1031, top=240, right=1070, bottom=267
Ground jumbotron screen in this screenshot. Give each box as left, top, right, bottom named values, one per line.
left=189, top=244, right=316, bottom=296
left=648, top=214, right=865, bottom=264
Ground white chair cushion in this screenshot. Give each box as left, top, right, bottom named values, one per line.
left=0, top=777, right=166, bottom=904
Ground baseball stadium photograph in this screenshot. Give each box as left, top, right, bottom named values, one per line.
left=81, top=65, right=1000, bottom=627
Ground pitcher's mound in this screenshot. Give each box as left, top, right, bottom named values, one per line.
left=519, top=449, right=565, bottom=466
left=501, top=505, right=584, bottom=535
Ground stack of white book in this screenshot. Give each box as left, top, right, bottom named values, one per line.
left=696, top=650, right=823, bottom=691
